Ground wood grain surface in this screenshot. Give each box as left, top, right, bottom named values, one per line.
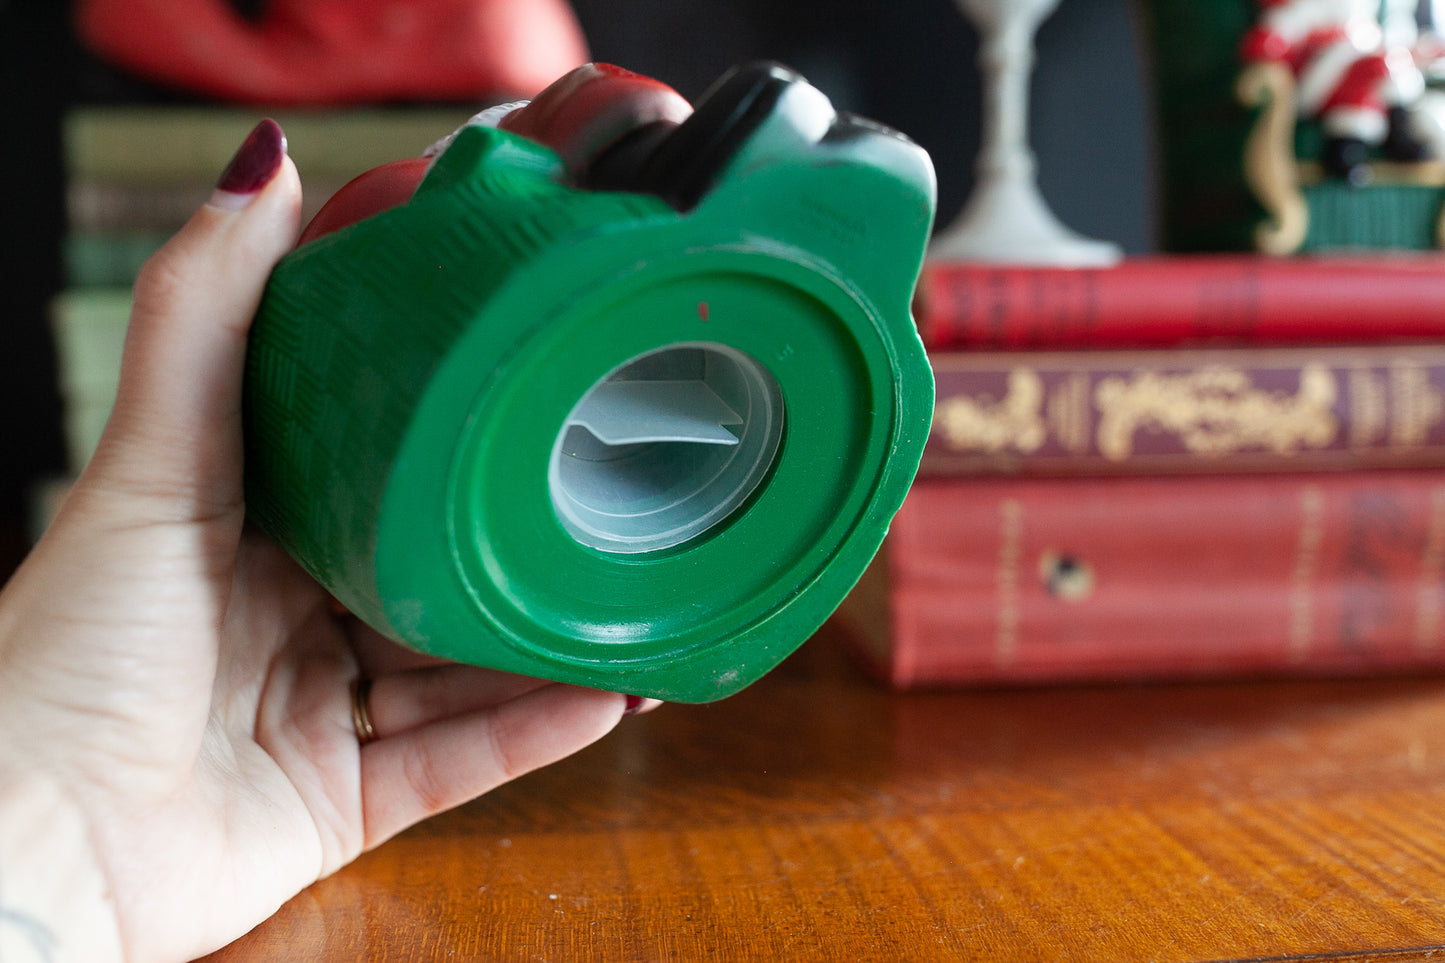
left=202, top=624, right=1445, bottom=962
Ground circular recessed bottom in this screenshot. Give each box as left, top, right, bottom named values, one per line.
left=548, top=342, right=784, bottom=554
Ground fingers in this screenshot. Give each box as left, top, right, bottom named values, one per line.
left=364, top=663, right=555, bottom=737
left=360, top=658, right=663, bottom=738
left=358, top=684, right=627, bottom=849
left=83, top=119, right=302, bottom=520
left=629, top=697, right=664, bottom=716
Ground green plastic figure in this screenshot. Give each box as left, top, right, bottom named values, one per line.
left=243, top=62, right=937, bottom=702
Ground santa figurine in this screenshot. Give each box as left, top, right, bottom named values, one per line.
left=1240, top=0, right=1433, bottom=183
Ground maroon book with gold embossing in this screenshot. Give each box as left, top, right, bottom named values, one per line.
left=924, top=345, right=1445, bottom=477
left=836, top=472, right=1445, bottom=687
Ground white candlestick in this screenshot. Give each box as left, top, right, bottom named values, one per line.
left=931, top=0, right=1122, bottom=266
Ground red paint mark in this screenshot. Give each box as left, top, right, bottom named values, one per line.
left=698, top=301, right=710, bottom=322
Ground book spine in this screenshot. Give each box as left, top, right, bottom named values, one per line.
left=63, top=107, right=466, bottom=182
left=68, top=180, right=215, bottom=232
left=63, top=188, right=342, bottom=287
left=67, top=179, right=346, bottom=234
left=48, top=288, right=133, bottom=472
left=918, top=256, right=1445, bottom=350
left=63, top=233, right=168, bottom=288
left=837, top=472, right=1445, bottom=687
left=924, top=345, right=1445, bottom=476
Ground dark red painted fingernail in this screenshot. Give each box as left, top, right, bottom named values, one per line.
left=210, top=118, right=286, bottom=210
left=624, top=694, right=645, bottom=715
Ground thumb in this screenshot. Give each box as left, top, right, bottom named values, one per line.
left=83, top=119, right=302, bottom=519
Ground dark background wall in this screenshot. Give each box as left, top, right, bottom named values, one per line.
left=0, top=0, right=1153, bottom=573
left=2, top=1, right=72, bottom=571
left=569, top=0, right=1153, bottom=252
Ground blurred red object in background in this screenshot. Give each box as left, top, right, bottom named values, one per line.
left=73, top=0, right=590, bottom=105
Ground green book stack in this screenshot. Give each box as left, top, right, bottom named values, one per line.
left=62, top=106, right=466, bottom=287
left=49, top=288, right=129, bottom=473
left=50, top=104, right=472, bottom=479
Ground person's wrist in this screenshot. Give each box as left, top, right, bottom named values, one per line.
left=0, top=770, right=123, bottom=963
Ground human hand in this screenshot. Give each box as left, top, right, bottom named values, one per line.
left=0, top=119, right=647, bottom=963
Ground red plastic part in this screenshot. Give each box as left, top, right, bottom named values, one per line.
left=298, top=157, right=433, bottom=247
left=295, top=64, right=694, bottom=246
left=499, top=63, right=692, bottom=174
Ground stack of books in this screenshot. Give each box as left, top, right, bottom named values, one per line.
left=49, top=104, right=468, bottom=483
left=837, top=254, right=1445, bottom=687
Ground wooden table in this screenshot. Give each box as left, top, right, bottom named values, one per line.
left=204, top=623, right=1445, bottom=962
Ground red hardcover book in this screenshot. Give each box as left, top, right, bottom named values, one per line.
left=923, top=344, right=1445, bottom=476
left=836, top=472, right=1445, bottom=687
left=917, top=255, right=1445, bottom=350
